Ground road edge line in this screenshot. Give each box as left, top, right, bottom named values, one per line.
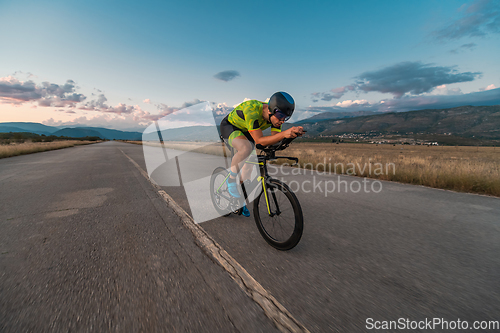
left=119, top=149, right=310, bottom=333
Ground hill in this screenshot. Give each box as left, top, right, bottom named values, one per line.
left=142, top=126, right=221, bottom=142
left=295, top=110, right=382, bottom=124
left=0, top=126, right=29, bottom=133
left=299, top=105, right=500, bottom=140
left=77, top=127, right=141, bottom=140
left=3, top=105, right=499, bottom=144
left=0, top=122, right=142, bottom=140
left=0, top=122, right=57, bottom=135
left=52, top=128, right=104, bottom=138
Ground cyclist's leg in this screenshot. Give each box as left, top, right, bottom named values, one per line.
left=240, top=163, right=253, bottom=183
left=220, top=117, right=254, bottom=202
left=237, top=132, right=257, bottom=185
left=231, top=136, right=254, bottom=217
left=230, top=134, right=253, bottom=179
left=220, top=116, right=252, bottom=173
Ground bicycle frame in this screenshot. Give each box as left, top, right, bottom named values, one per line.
left=213, top=135, right=304, bottom=250
left=215, top=141, right=299, bottom=216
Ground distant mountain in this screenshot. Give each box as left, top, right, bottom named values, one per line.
left=77, top=127, right=141, bottom=140
left=295, top=111, right=382, bottom=124
left=300, top=105, right=500, bottom=139
left=0, top=122, right=142, bottom=140
left=52, top=128, right=104, bottom=138
left=0, top=122, right=57, bottom=135
left=143, top=126, right=221, bottom=142
left=4, top=105, right=499, bottom=143
left=0, top=126, right=30, bottom=133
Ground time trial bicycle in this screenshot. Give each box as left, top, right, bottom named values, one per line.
left=210, top=136, right=304, bottom=250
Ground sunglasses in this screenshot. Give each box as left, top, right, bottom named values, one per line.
left=274, top=109, right=290, bottom=121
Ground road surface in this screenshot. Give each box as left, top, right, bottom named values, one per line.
left=2, top=141, right=500, bottom=332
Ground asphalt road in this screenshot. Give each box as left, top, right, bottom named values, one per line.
left=2, top=141, right=500, bottom=332
left=0, top=142, right=279, bottom=332
left=122, top=141, right=500, bottom=332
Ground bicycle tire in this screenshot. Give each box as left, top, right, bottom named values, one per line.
left=253, top=178, right=303, bottom=250
left=210, top=167, right=231, bottom=217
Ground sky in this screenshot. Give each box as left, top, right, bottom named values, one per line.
left=0, top=0, right=499, bottom=131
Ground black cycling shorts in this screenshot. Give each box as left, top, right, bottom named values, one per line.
left=220, top=115, right=254, bottom=147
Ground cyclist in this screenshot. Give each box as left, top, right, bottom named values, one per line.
left=219, top=91, right=304, bottom=216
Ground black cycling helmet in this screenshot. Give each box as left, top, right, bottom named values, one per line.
left=268, top=91, right=295, bottom=121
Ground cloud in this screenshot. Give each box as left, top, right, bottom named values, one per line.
left=180, top=98, right=203, bottom=108
left=449, top=42, right=477, bottom=53
left=75, top=96, right=217, bottom=125
left=355, top=61, right=481, bottom=98
left=335, top=99, right=370, bottom=107
left=430, top=84, right=463, bottom=95
left=214, top=70, right=240, bottom=82
left=43, top=114, right=150, bottom=132
left=126, top=98, right=210, bottom=122
left=311, top=86, right=355, bottom=101
left=311, top=62, right=481, bottom=102
left=431, top=0, right=500, bottom=41
left=306, top=88, right=500, bottom=114
left=479, top=84, right=497, bottom=91
left=0, top=76, right=86, bottom=106
left=78, top=94, right=108, bottom=110
left=2, top=73, right=225, bottom=130
left=76, top=93, right=155, bottom=120
left=0, top=76, right=41, bottom=103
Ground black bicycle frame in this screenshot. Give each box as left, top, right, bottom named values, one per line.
left=217, top=136, right=299, bottom=216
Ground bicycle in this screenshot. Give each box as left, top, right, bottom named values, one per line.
left=210, top=136, right=304, bottom=251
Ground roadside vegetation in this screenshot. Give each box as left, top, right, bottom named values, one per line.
left=124, top=140, right=500, bottom=197
left=283, top=143, right=500, bottom=197
left=0, top=132, right=101, bottom=159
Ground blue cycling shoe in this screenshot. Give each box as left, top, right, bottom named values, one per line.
left=227, top=181, right=241, bottom=198
left=241, top=205, right=250, bottom=217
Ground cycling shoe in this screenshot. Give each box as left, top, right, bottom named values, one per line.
left=241, top=205, right=250, bottom=217
left=227, top=181, right=241, bottom=198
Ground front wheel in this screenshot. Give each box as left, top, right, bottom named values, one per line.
left=253, top=178, right=303, bottom=250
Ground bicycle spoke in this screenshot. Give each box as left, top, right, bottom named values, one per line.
left=258, top=184, right=296, bottom=243
left=210, top=169, right=231, bottom=214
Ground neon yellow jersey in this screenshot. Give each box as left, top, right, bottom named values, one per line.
left=227, top=100, right=282, bottom=133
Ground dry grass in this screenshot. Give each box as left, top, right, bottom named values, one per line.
left=0, top=140, right=100, bottom=159
left=124, top=140, right=500, bottom=196
left=282, top=143, right=500, bottom=196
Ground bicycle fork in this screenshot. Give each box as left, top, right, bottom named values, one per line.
left=259, top=176, right=281, bottom=217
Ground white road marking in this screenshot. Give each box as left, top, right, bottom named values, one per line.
left=120, top=149, right=310, bottom=333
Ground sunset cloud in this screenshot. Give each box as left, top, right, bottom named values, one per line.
left=0, top=76, right=86, bottom=106
left=335, top=99, right=370, bottom=107
left=479, top=84, right=497, bottom=91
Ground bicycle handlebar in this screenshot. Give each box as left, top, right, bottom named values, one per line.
left=255, top=138, right=292, bottom=152
left=255, top=130, right=306, bottom=153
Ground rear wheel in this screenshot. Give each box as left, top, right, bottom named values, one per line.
left=210, top=167, right=231, bottom=217
left=253, top=178, right=303, bottom=250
